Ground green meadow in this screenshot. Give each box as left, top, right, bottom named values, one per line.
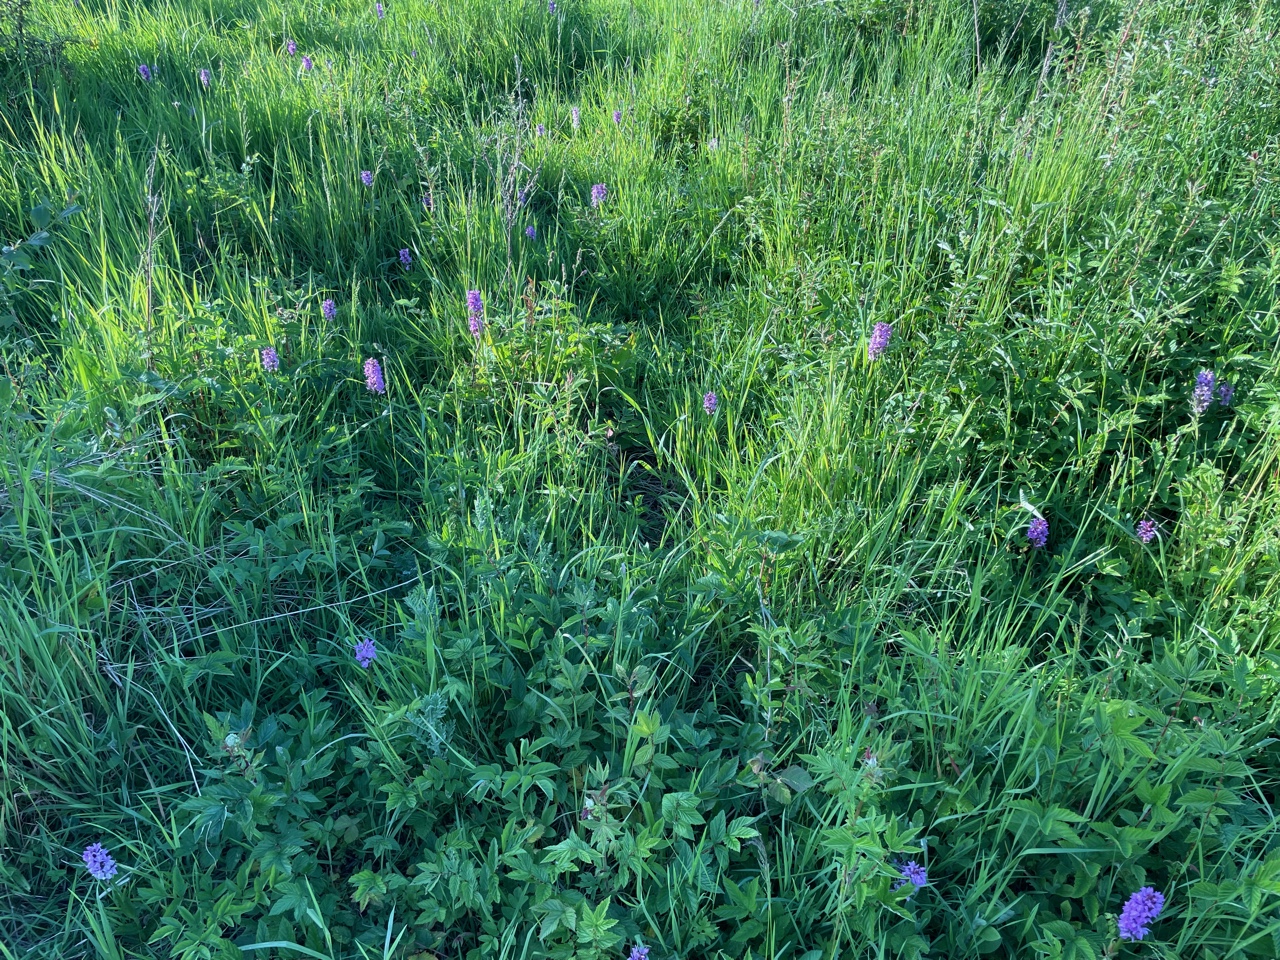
left=2, top=0, right=1279, bottom=957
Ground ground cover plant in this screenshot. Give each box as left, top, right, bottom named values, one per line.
left=2, top=0, right=1280, bottom=957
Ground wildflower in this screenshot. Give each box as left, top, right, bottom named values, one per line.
left=703, top=391, right=717, bottom=414
left=399, top=248, right=412, bottom=268
left=1192, top=369, right=1215, bottom=414
left=321, top=298, right=337, bottom=320
left=137, top=64, right=152, bottom=81
left=1136, top=518, right=1157, bottom=543
left=708, top=136, right=718, bottom=150
left=571, top=106, right=580, bottom=130
left=612, top=109, right=622, bottom=125
left=517, top=188, right=529, bottom=207
left=422, top=192, right=434, bottom=212
left=536, top=123, right=546, bottom=137
left=261, top=347, right=279, bottom=373
left=590, top=183, right=607, bottom=208
left=627, top=946, right=650, bottom=960
left=1118, top=887, right=1165, bottom=941
left=548, top=0, right=556, bottom=11
left=1027, top=517, right=1049, bottom=549
left=376, top=2, right=384, bottom=17
left=364, top=357, right=386, bottom=394
left=868, top=322, right=892, bottom=361
left=525, top=225, right=537, bottom=239
left=893, top=861, right=928, bottom=891
left=1217, top=379, right=1234, bottom=406
left=199, top=68, right=211, bottom=89
left=301, top=55, right=313, bottom=71
left=466, top=289, right=484, bottom=317
left=360, top=170, right=373, bottom=187
left=286, top=39, right=297, bottom=56
left=82, top=843, right=118, bottom=881
left=353, top=637, right=377, bottom=669
left=469, top=315, right=484, bottom=339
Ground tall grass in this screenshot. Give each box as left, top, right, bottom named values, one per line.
left=2, top=0, right=1279, bottom=957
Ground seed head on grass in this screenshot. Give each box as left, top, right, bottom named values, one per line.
left=704, top=391, right=717, bottom=414
left=82, top=843, right=118, bottom=881
left=399, top=248, right=412, bottom=268
left=364, top=358, right=385, bottom=394
left=868, top=322, right=892, bottom=360
left=591, top=183, right=607, bottom=208
left=1118, top=887, right=1164, bottom=941
left=1136, top=518, right=1157, bottom=543
left=261, top=347, right=279, bottom=373
left=137, top=64, right=152, bottom=81
left=1192, top=370, right=1215, bottom=414
left=353, top=637, right=377, bottom=669
left=360, top=170, right=373, bottom=187
left=321, top=298, right=337, bottom=320
left=1027, top=517, right=1048, bottom=549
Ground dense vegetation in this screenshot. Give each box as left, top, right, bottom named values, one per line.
left=3, top=0, right=1280, bottom=958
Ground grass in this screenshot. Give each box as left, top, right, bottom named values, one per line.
left=2, top=0, right=1280, bottom=957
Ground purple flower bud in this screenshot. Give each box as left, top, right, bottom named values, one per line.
left=199, top=68, right=211, bottom=89
left=1136, top=518, right=1157, bottom=543
left=261, top=347, right=279, bottom=373
left=892, top=860, right=928, bottom=891
left=612, top=109, right=622, bottom=125
left=321, top=298, right=337, bottom=320
left=548, top=0, right=556, bottom=11
left=364, top=357, right=386, bottom=394
left=1027, top=517, right=1049, bottom=549
left=703, top=391, right=717, bottom=414
left=301, top=55, right=313, bottom=71
left=590, top=183, right=607, bottom=208
left=571, top=106, right=580, bottom=130
left=536, top=123, right=546, bottom=136
left=353, top=637, right=377, bottom=668
left=1192, top=369, right=1215, bottom=414
left=399, top=248, right=412, bottom=268
left=422, top=192, right=434, bottom=212
left=82, top=843, right=118, bottom=881
left=525, top=225, right=537, bottom=239
left=868, top=322, right=892, bottom=361
left=286, top=39, right=297, bottom=56
left=137, top=64, right=152, bottom=81
left=469, top=315, right=484, bottom=339
left=1118, top=887, right=1165, bottom=941
left=627, top=946, right=649, bottom=960
left=360, top=170, right=373, bottom=187
left=466, top=289, right=484, bottom=316
left=376, top=2, right=384, bottom=18
left=1217, top=380, right=1234, bottom=406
